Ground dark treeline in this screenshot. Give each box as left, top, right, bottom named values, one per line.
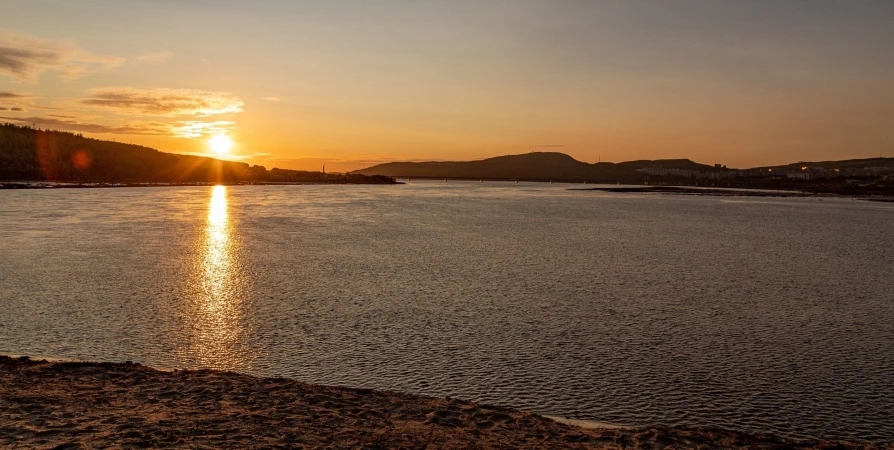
left=0, top=124, right=394, bottom=184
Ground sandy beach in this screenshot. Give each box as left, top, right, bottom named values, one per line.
left=1, top=356, right=888, bottom=449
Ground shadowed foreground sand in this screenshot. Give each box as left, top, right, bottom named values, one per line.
left=1, top=357, right=888, bottom=449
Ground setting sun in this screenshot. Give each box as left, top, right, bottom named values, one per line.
left=209, top=134, right=233, bottom=155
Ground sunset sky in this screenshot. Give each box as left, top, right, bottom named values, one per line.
left=2, top=1, right=893, bottom=171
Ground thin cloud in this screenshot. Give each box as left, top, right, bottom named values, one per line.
left=2, top=114, right=235, bottom=139
left=172, top=120, right=235, bottom=138
left=0, top=115, right=170, bottom=136
left=1, top=91, right=29, bottom=112
left=12, top=99, right=69, bottom=112
left=176, top=151, right=263, bottom=161
left=81, top=87, right=244, bottom=116
left=261, top=96, right=281, bottom=102
left=0, top=30, right=124, bottom=81
left=134, top=51, right=173, bottom=64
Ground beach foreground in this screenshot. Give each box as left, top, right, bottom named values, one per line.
left=0, top=357, right=887, bottom=449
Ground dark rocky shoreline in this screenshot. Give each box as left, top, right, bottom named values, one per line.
left=572, top=185, right=894, bottom=202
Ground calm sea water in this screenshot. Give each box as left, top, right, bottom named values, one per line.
left=1, top=182, right=892, bottom=441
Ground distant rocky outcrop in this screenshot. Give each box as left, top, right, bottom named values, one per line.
left=352, top=152, right=716, bottom=181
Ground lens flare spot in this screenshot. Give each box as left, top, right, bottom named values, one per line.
left=71, top=150, right=91, bottom=170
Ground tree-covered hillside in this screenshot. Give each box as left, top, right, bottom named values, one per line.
left=0, top=124, right=393, bottom=184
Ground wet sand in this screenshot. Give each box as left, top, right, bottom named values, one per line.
left=1, top=356, right=888, bottom=449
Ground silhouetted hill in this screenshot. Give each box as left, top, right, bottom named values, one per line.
left=0, top=124, right=394, bottom=184
left=352, top=152, right=715, bottom=181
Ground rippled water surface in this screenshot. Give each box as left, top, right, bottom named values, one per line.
left=1, top=183, right=892, bottom=441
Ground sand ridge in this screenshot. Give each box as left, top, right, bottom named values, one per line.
left=0, top=356, right=888, bottom=449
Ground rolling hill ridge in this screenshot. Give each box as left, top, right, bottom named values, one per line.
left=0, top=124, right=393, bottom=184
left=352, top=152, right=719, bottom=181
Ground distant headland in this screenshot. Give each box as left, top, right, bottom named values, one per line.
left=0, top=124, right=395, bottom=187
left=353, top=152, right=894, bottom=197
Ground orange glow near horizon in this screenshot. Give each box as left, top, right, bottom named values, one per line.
left=6, top=4, right=894, bottom=169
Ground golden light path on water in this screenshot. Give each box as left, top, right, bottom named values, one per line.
left=180, top=185, right=254, bottom=371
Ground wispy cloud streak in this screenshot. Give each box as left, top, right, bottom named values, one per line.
left=0, top=31, right=123, bottom=81
left=81, top=87, right=244, bottom=116
left=0, top=91, right=29, bottom=98
left=172, top=120, right=235, bottom=138
left=2, top=115, right=171, bottom=136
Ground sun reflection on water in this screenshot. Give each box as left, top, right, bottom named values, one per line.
left=204, top=186, right=231, bottom=300
left=180, top=185, right=254, bottom=371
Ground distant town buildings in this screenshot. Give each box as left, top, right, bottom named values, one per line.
left=636, top=167, right=736, bottom=180
left=777, top=166, right=894, bottom=180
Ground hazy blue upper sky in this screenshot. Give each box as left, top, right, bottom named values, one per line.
left=2, top=0, right=893, bottom=170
